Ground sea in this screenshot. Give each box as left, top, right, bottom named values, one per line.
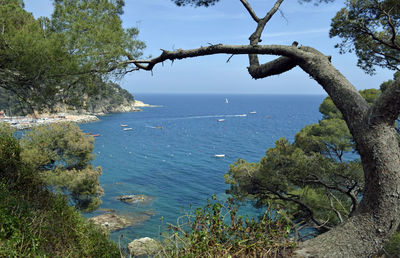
left=79, top=94, right=325, bottom=245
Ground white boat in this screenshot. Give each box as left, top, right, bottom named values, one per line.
left=120, top=124, right=128, bottom=127
left=217, top=119, right=225, bottom=122
left=225, top=98, right=229, bottom=104
left=123, top=128, right=133, bottom=131
left=249, top=111, right=256, bottom=114
left=237, top=114, right=247, bottom=117
left=214, top=154, right=225, bottom=158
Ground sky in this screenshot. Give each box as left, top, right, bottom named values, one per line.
left=24, top=0, right=395, bottom=95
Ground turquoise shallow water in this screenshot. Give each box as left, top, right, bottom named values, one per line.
left=79, top=94, right=324, bottom=244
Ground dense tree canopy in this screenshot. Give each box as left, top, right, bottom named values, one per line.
left=330, top=0, right=400, bottom=74
left=0, top=122, right=103, bottom=212
left=19, top=122, right=103, bottom=212
left=225, top=91, right=379, bottom=238
left=0, top=0, right=144, bottom=112
left=0, top=122, right=120, bottom=256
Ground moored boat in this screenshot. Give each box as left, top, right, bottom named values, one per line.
left=214, top=154, right=225, bottom=158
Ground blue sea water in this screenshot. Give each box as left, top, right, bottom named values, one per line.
left=79, top=94, right=325, bottom=245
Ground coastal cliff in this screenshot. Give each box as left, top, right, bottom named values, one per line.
left=50, top=98, right=146, bottom=116
left=0, top=82, right=151, bottom=128
left=0, top=81, right=149, bottom=116
left=51, top=82, right=148, bottom=115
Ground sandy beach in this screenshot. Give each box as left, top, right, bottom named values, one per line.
left=0, top=113, right=99, bottom=130
left=0, top=100, right=154, bottom=129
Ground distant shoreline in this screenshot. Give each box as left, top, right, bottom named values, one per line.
left=0, top=100, right=153, bottom=129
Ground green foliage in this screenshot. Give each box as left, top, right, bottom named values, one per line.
left=0, top=0, right=145, bottom=112
left=330, top=0, right=400, bottom=74
left=225, top=93, right=379, bottom=233
left=20, top=122, right=104, bottom=212
left=83, top=79, right=135, bottom=114
left=161, top=196, right=295, bottom=257
left=295, top=118, right=353, bottom=160
left=380, top=71, right=400, bottom=92
left=0, top=123, right=19, bottom=178
left=226, top=137, right=363, bottom=231
left=0, top=126, right=119, bottom=257
left=0, top=1, right=74, bottom=110
left=0, top=123, right=40, bottom=189
left=0, top=183, right=120, bottom=257
left=0, top=87, right=29, bottom=115
left=51, top=0, right=145, bottom=73
left=384, top=231, right=400, bottom=257
left=0, top=76, right=136, bottom=116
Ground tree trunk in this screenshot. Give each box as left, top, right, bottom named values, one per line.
left=295, top=124, right=400, bottom=257
left=293, top=51, right=400, bottom=257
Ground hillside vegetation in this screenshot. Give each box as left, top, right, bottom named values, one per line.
left=0, top=80, right=137, bottom=116
left=0, top=123, right=120, bottom=257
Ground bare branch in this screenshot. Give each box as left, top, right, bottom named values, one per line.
left=120, top=42, right=369, bottom=132
left=269, top=189, right=331, bottom=231
left=247, top=0, right=284, bottom=69
left=249, top=0, right=284, bottom=45
left=126, top=44, right=303, bottom=71
left=239, top=0, right=260, bottom=23
left=329, top=192, right=346, bottom=220
left=305, top=174, right=359, bottom=215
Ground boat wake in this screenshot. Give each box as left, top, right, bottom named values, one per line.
left=174, top=114, right=248, bottom=120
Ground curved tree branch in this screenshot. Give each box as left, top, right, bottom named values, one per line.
left=248, top=55, right=297, bottom=79
left=248, top=41, right=299, bottom=79
left=128, top=44, right=303, bottom=70
left=126, top=42, right=369, bottom=132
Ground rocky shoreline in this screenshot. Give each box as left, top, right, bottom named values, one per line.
left=1, top=100, right=152, bottom=129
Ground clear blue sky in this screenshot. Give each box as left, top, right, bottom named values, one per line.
left=24, top=0, right=394, bottom=94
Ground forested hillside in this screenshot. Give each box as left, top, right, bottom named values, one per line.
left=0, top=79, right=137, bottom=116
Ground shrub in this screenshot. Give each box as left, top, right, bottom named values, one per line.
left=0, top=123, right=120, bottom=257
left=160, top=196, right=295, bottom=257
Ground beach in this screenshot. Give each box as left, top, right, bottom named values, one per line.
left=0, top=100, right=152, bottom=129
left=0, top=113, right=99, bottom=129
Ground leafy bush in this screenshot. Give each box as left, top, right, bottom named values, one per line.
left=160, top=196, right=295, bottom=257
left=0, top=123, right=120, bottom=257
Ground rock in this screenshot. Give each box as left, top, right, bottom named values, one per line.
left=133, top=100, right=150, bottom=107
left=89, top=213, right=134, bottom=232
left=128, top=237, right=162, bottom=257
left=117, top=194, right=153, bottom=204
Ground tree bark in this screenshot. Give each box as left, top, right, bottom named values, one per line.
left=292, top=50, right=400, bottom=257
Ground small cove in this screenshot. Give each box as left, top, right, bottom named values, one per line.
left=79, top=94, right=325, bottom=245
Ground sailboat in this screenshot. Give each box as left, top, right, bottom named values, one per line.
left=225, top=98, right=229, bottom=104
